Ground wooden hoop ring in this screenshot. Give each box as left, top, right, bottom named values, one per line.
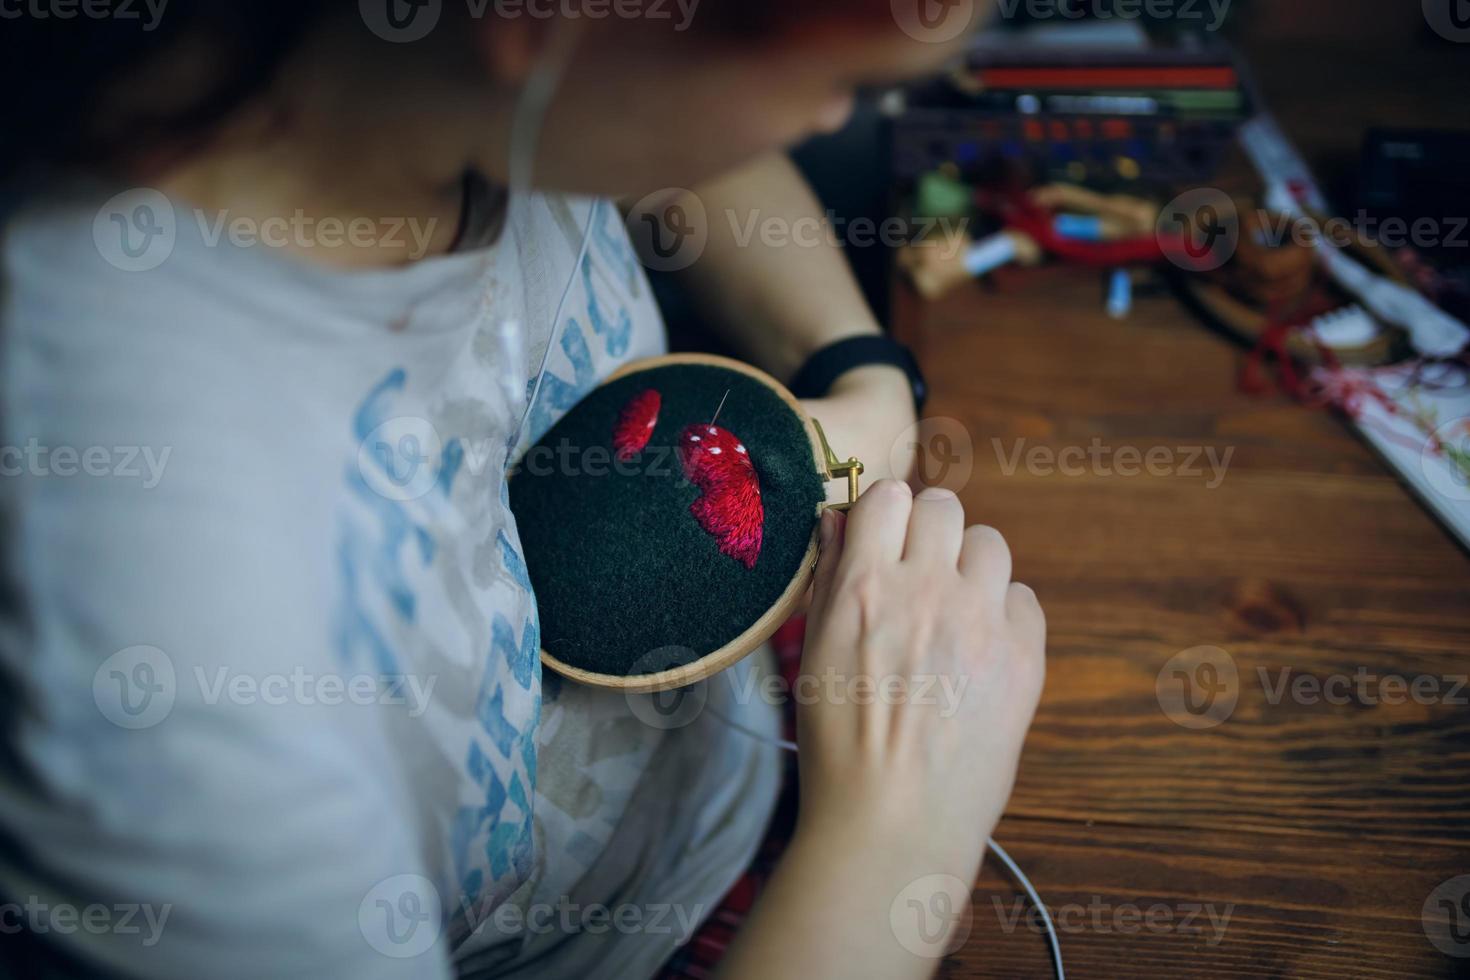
left=530, top=353, right=824, bottom=693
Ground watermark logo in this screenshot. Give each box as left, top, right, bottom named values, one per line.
left=93, top=188, right=175, bottom=272
left=993, top=438, right=1234, bottom=488
left=993, top=895, right=1233, bottom=945
left=723, top=665, right=973, bottom=718
left=0, top=0, right=169, bottom=31
left=361, top=0, right=442, bottom=42
left=360, top=874, right=443, bottom=958
left=1157, top=188, right=1239, bottom=273
left=1257, top=667, right=1467, bottom=708
left=1424, top=0, right=1470, bottom=42
left=0, top=897, right=172, bottom=947
left=0, top=440, right=171, bottom=488
left=1422, top=875, right=1470, bottom=957
left=898, top=417, right=975, bottom=494
left=995, top=0, right=1232, bottom=32
left=467, top=896, right=707, bottom=941
left=93, top=645, right=177, bottom=730
left=1422, top=416, right=1470, bottom=503
left=623, top=647, right=709, bottom=731
left=1156, top=645, right=1238, bottom=730
left=626, top=189, right=708, bottom=272
left=889, top=874, right=974, bottom=958
left=1248, top=210, right=1469, bottom=251
left=195, top=209, right=439, bottom=259
left=892, top=0, right=978, bottom=43
left=358, top=415, right=446, bottom=502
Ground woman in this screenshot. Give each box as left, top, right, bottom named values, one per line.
left=0, top=3, right=1045, bottom=977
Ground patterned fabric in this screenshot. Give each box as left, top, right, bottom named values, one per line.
left=0, top=183, right=782, bottom=980
left=658, top=618, right=806, bottom=980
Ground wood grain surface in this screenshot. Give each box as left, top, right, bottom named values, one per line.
left=901, top=263, right=1470, bottom=978
left=892, top=9, right=1470, bottom=971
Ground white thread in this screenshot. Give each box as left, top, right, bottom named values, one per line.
left=705, top=700, right=1065, bottom=979
left=505, top=21, right=596, bottom=463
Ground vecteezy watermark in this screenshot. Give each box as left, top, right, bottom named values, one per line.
left=724, top=667, right=973, bottom=718
left=1257, top=667, right=1468, bottom=708
left=93, top=188, right=176, bottom=272
left=1423, top=875, right=1470, bottom=958
left=1157, top=647, right=1470, bottom=730
left=359, top=874, right=444, bottom=959
left=93, top=646, right=177, bottom=730
left=1422, top=415, right=1470, bottom=503
left=622, top=651, right=975, bottom=733
left=0, top=896, right=172, bottom=948
left=359, top=875, right=706, bottom=959
left=467, top=896, right=708, bottom=943
left=1158, top=189, right=1470, bottom=273
left=358, top=415, right=450, bottom=503
left=0, top=0, right=168, bottom=30
left=1250, top=211, right=1469, bottom=252
left=891, top=0, right=981, bottom=44
left=1155, top=646, right=1239, bottom=730
left=0, top=440, right=171, bottom=488
left=92, top=646, right=439, bottom=730
left=996, top=0, right=1231, bottom=31
left=993, top=438, right=1235, bottom=489
left=1157, top=187, right=1240, bottom=273
left=897, top=417, right=976, bottom=495
left=93, top=189, right=440, bottom=271
left=359, top=0, right=700, bottom=43
left=725, top=211, right=970, bottom=255
left=357, top=415, right=701, bottom=503
left=193, top=210, right=439, bottom=260
left=625, top=188, right=973, bottom=273
left=622, top=647, right=711, bottom=732
left=625, top=188, right=709, bottom=273
left=516, top=438, right=687, bottom=480
left=993, top=895, right=1234, bottom=946
left=1424, top=0, right=1470, bottom=43
left=890, top=874, right=974, bottom=958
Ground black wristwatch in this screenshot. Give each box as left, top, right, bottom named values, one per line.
left=789, top=335, right=928, bottom=415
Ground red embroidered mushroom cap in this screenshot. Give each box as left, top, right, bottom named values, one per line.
left=677, top=422, right=763, bottom=569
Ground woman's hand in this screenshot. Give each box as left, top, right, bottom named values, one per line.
left=797, top=480, right=1046, bottom=879
left=717, top=481, right=1044, bottom=980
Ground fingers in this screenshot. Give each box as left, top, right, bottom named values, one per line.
left=1005, top=582, right=1046, bottom=650
left=809, top=508, right=846, bottom=623
left=958, top=524, right=1012, bottom=602
left=903, top=487, right=965, bottom=567
left=838, top=479, right=912, bottom=569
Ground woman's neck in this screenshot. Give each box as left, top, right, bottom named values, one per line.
left=152, top=19, right=513, bottom=269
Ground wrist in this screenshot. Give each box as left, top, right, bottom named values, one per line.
left=791, top=797, right=988, bottom=891
left=790, top=335, right=927, bottom=417
left=828, top=364, right=919, bottom=419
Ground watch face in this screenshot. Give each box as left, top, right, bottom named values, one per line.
left=509, top=361, right=824, bottom=679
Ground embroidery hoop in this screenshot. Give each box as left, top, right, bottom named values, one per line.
left=531, top=352, right=862, bottom=693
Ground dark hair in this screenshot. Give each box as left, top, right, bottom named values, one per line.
left=1, top=2, right=323, bottom=183
left=0, top=0, right=904, bottom=185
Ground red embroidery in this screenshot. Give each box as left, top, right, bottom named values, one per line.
left=678, top=424, right=763, bottom=569
left=613, top=389, right=661, bottom=461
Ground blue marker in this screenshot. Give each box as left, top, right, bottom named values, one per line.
left=1106, top=268, right=1132, bottom=320
left=1054, top=213, right=1106, bottom=242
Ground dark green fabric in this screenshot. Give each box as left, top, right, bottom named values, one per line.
left=509, top=363, right=824, bottom=677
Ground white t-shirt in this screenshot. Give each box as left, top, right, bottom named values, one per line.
left=0, top=182, right=781, bottom=979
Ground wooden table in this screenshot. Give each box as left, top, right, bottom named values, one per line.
left=894, top=243, right=1470, bottom=976
left=884, top=8, right=1470, bottom=975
